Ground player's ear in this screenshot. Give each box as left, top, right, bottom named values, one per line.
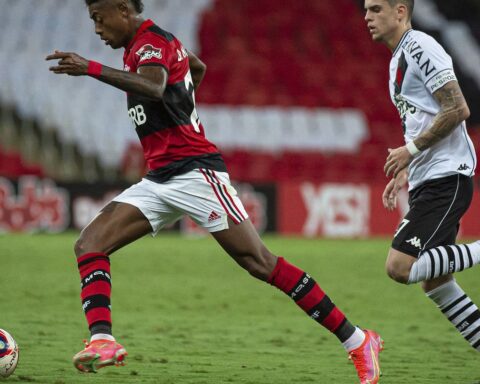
left=117, top=0, right=130, bottom=16
left=396, top=3, right=408, bottom=22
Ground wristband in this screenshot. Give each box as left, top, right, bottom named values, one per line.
left=87, top=61, right=103, bottom=77
left=406, top=141, right=420, bottom=157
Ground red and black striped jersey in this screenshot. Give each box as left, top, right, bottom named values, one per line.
left=123, top=19, right=226, bottom=182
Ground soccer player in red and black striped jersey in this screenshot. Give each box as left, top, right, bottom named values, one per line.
left=47, top=1, right=382, bottom=381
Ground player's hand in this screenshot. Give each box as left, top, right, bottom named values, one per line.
left=384, top=146, right=412, bottom=177
left=382, top=168, right=408, bottom=211
left=46, top=50, right=89, bottom=76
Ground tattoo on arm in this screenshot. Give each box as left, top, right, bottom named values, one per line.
left=414, top=81, right=469, bottom=151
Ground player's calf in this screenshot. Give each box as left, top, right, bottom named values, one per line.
left=426, top=279, right=480, bottom=352
left=225, top=244, right=277, bottom=281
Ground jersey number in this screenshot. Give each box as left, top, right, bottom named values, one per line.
left=184, top=70, right=201, bottom=133
left=394, top=219, right=410, bottom=238
left=128, top=104, right=147, bottom=127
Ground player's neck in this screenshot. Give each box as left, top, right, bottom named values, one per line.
left=387, top=24, right=412, bottom=52
left=124, top=16, right=146, bottom=48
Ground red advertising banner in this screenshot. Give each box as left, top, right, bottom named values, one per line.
left=1, top=176, right=477, bottom=238
left=0, top=177, right=277, bottom=234
left=279, top=181, right=480, bottom=238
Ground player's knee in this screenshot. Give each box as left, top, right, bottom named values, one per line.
left=385, top=260, right=410, bottom=284
left=74, top=236, right=89, bottom=257
left=74, top=233, right=106, bottom=257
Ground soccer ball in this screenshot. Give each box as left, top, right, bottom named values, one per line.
left=0, top=329, right=19, bottom=378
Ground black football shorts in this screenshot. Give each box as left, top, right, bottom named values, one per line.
left=391, top=174, right=473, bottom=258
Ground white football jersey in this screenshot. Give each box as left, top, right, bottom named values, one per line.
left=389, top=29, right=476, bottom=190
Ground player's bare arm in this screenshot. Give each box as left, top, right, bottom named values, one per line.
left=46, top=50, right=167, bottom=100
left=413, top=81, right=470, bottom=150
left=188, top=51, right=206, bottom=91
left=384, top=81, right=470, bottom=177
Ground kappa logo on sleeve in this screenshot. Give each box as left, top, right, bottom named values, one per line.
left=136, top=44, right=163, bottom=62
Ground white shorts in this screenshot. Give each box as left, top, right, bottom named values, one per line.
left=112, top=168, right=249, bottom=235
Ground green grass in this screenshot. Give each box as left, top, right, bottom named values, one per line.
left=1, top=233, right=479, bottom=384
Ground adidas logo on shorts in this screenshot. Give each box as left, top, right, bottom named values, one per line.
left=208, top=211, right=221, bottom=222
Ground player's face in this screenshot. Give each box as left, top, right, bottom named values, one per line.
left=364, top=0, right=402, bottom=44
left=88, top=0, right=130, bottom=49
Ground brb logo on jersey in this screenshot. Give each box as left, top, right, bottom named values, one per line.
left=136, top=44, right=162, bottom=62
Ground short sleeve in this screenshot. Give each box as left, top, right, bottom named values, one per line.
left=415, top=35, right=457, bottom=94
left=132, top=34, right=172, bottom=72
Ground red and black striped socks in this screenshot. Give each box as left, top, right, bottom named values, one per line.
left=76, top=253, right=362, bottom=347
left=268, top=257, right=357, bottom=344
left=77, top=252, right=112, bottom=336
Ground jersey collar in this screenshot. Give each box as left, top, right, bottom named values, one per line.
left=392, top=29, right=413, bottom=56
left=125, top=19, right=155, bottom=54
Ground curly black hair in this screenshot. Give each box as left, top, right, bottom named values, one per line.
left=85, top=0, right=144, bottom=13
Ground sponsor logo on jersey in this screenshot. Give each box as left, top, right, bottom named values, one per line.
left=405, top=39, right=437, bottom=77
left=458, top=163, right=471, bottom=171
left=136, top=44, right=162, bottom=62
left=393, top=93, right=417, bottom=129
left=406, top=236, right=422, bottom=249
left=428, top=70, right=457, bottom=93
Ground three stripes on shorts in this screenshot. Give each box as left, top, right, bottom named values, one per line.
left=200, top=168, right=246, bottom=224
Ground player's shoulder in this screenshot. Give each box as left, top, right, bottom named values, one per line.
left=403, top=29, right=445, bottom=56
left=410, top=30, right=442, bottom=48
left=130, top=24, right=179, bottom=61
left=144, top=23, right=177, bottom=44
left=131, top=24, right=176, bottom=52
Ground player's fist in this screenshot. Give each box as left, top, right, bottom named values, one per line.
left=384, top=146, right=412, bottom=177
left=46, top=50, right=89, bottom=76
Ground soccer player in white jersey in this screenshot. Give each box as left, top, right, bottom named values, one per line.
left=365, top=0, right=480, bottom=352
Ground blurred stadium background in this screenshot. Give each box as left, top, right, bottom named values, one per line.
left=2, top=2, right=480, bottom=383
left=0, top=0, right=479, bottom=236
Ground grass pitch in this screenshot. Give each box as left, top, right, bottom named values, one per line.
left=1, top=233, right=479, bottom=384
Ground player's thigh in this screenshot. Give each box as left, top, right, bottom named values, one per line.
left=391, top=174, right=472, bottom=258
left=113, top=178, right=185, bottom=236
left=212, top=217, right=268, bottom=258
left=76, top=201, right=152, bottom=256
left=163, top=169, right=276, bottom=277
left=171, top=169, right=269, bottom=258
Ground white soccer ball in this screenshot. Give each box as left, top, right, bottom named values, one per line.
left=0, top=329, right=19, bottom=378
